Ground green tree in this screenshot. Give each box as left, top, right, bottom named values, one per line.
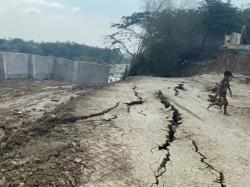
left=201, top=0, right=242, bottom=48
left=241, top=7, right=250, bottom=40
left=110, top=0, right=247, bottom=77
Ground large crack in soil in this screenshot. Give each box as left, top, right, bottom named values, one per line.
left=126, top=86, right=144, bottom=113
left=155, top=91, right=225, bottom=187
left=174, top=83, right=185, bottom=97
left=48, top=102, right=120, bottom=124
left=0, top=90, right=121, bottom=186
left=169, top=100, right=203, bottom=121
left=171, top=84, right=203, bottom=121
left=187, top=137, right=226, bottom=187
left=151, top=91, right=183, bottom=186
left=0, top=96, right=120, bottom=157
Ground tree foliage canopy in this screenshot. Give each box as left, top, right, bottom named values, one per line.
left=110, top=0, right=250, bottom=76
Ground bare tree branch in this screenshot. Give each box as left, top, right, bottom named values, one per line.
left=107, top=34, right=134, bottom=56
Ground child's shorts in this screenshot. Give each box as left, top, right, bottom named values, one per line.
left=219, top=97, right=228, bottom=106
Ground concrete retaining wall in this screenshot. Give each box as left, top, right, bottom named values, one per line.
left=32, top=55, right=55, bottom=80
left=54, top=58, right=77, bottom=82
left=1, top=52, right=30, bottom=79
left=0, top=52, right=110, bottom=84
left=0, top=54, right=5, bottom=79
left=77, top=62, right=110, bottom=84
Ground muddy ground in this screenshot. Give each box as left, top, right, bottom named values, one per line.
left=0, top=80, right=104, bottom=187
left=0, top=74, right=250, bottom=187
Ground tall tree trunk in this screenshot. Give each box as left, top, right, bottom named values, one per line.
left=202, top=32, right=207, bottom=49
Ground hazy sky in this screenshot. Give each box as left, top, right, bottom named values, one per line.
left=0, top=0, right=248, bottom=47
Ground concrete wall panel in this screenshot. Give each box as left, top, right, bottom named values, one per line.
left=0, top=53, right=5, bottom=79
left=32, top=55, right=55, bottom=80
left=3, top=52, right=30, bottom=79
left=77, top=62, right=109, bottom=84
left=27, top=55, right=33, bottom=79
left=53, top=58, right=76, bottom=82
left=0, top=52, right=110, bottom=84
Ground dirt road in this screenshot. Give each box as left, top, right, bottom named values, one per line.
left=0, top=74, right=250, bottom=187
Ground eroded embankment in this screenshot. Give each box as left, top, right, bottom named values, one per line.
left=205, top=50, right=250, bottom=75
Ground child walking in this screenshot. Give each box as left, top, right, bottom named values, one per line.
left=208, top=71, right=233, bottom=115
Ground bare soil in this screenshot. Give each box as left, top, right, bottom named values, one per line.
left=0, top=80, right=104, bottom=187
left=0, top=74, right=250, bottom=187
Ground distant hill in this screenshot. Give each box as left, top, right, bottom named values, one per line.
left=0, top=38, right=130, bottom=64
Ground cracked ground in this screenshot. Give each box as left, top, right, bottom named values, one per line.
left=0, top=74, right=250, bottom=187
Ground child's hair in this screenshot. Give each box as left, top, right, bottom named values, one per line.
left=224, top=70, right=232, bottom=77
